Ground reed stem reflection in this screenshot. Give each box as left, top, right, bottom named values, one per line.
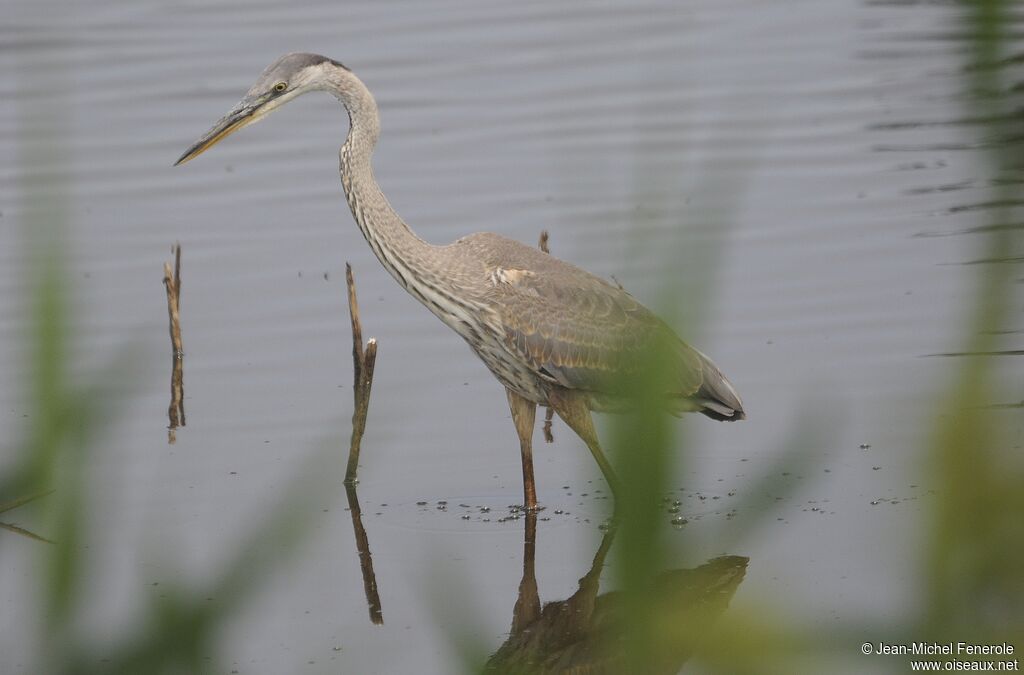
left=344, top=483, right=384, bottom=625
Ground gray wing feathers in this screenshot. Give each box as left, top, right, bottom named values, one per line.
left=456, top=232, right=744, bottom=419
left=464, top=235, right=701, bottom=393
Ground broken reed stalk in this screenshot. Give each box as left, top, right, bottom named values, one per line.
left=164, top=243, right=185, bottom=443
left=163, top=243, right=183, bottom=356
left=537, top=231, right=555, bottom=443
left=344, top=483, right=384, bottom=624
left=345, top=263, right=378, bottom=483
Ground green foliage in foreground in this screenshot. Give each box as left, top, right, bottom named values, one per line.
left=2, top=1, right=1020, bottom=673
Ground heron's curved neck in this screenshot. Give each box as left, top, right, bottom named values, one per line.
left=325, top=68, right=434, bottom=289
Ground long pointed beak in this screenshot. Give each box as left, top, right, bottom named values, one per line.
left=175, top=99, right=260, bottom=166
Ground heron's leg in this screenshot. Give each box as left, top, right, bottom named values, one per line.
left=546, top=389, right=622, bottom=500
left=506, top=388, right=539, bottom=510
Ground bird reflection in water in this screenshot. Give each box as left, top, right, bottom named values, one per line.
left=332, top=493, right=745, bottom=666
left=485, top=513, right=748, bottom=674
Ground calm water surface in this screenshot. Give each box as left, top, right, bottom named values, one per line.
left=1, top=0, right=1021, bottom=673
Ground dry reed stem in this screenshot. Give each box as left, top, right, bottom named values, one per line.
left=538, top=231, right=555, bottom=442
left=163, top=243, right=183, bottom=356
left=164, top=244, right=185, bottom=443
left=345, top=263, right=378, bottom=483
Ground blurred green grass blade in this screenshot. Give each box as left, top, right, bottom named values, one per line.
left=921, top=0, right=1024, bottom=646
left=52, top=443, right=341, bottom=675
left=426, top=554, right=491, bottom=674
left=927, top=366, right=1024, bottom=636
left=42, top=350, right=140, bottom=634
left=16, top=246, right=69, bottom=500
left=0, top=490, right=53, bottom=515
left=0, top=521, right=55, bottom=544
left=708, top=412, right=830, bottom=554
left=608, top=332, right=682, bottom=673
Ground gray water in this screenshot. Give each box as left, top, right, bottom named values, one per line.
left=2, top=0, right=1021, bottom=673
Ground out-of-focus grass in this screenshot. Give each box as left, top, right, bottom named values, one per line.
left=4, top=1, right=1019, bottom=672
left=0, top=222, right=338, bottom=673
left=0, top=491, right=54, bottom=543
left=2, top=58, right=339, bottom=675
left=436, top=2, right=1023, bottom=673
left=690, top=1, right=1024, bottom=672
left=923, top=0, right=1023, bottom=643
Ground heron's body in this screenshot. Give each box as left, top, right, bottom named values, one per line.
left=177, top=53, right=744, bottom=508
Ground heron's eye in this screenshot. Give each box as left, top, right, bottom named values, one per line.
left=273, top=81, right=287, bottom=93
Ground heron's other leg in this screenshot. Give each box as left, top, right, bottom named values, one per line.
left=546, top=389, right=622, bottom=500
left=506, top=388, right=539, bottom=510
left=510, top=511, right=541, bottom=636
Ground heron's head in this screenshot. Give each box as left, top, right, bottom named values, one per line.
left=175, top=53, right=349, bottom=166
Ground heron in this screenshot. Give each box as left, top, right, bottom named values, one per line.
left=176, top=53, right=744, bottom=510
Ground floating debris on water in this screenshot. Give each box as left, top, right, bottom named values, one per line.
left=860, top=443, right=871, bottom=449
left=671, top=516, right=689, bottom=528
